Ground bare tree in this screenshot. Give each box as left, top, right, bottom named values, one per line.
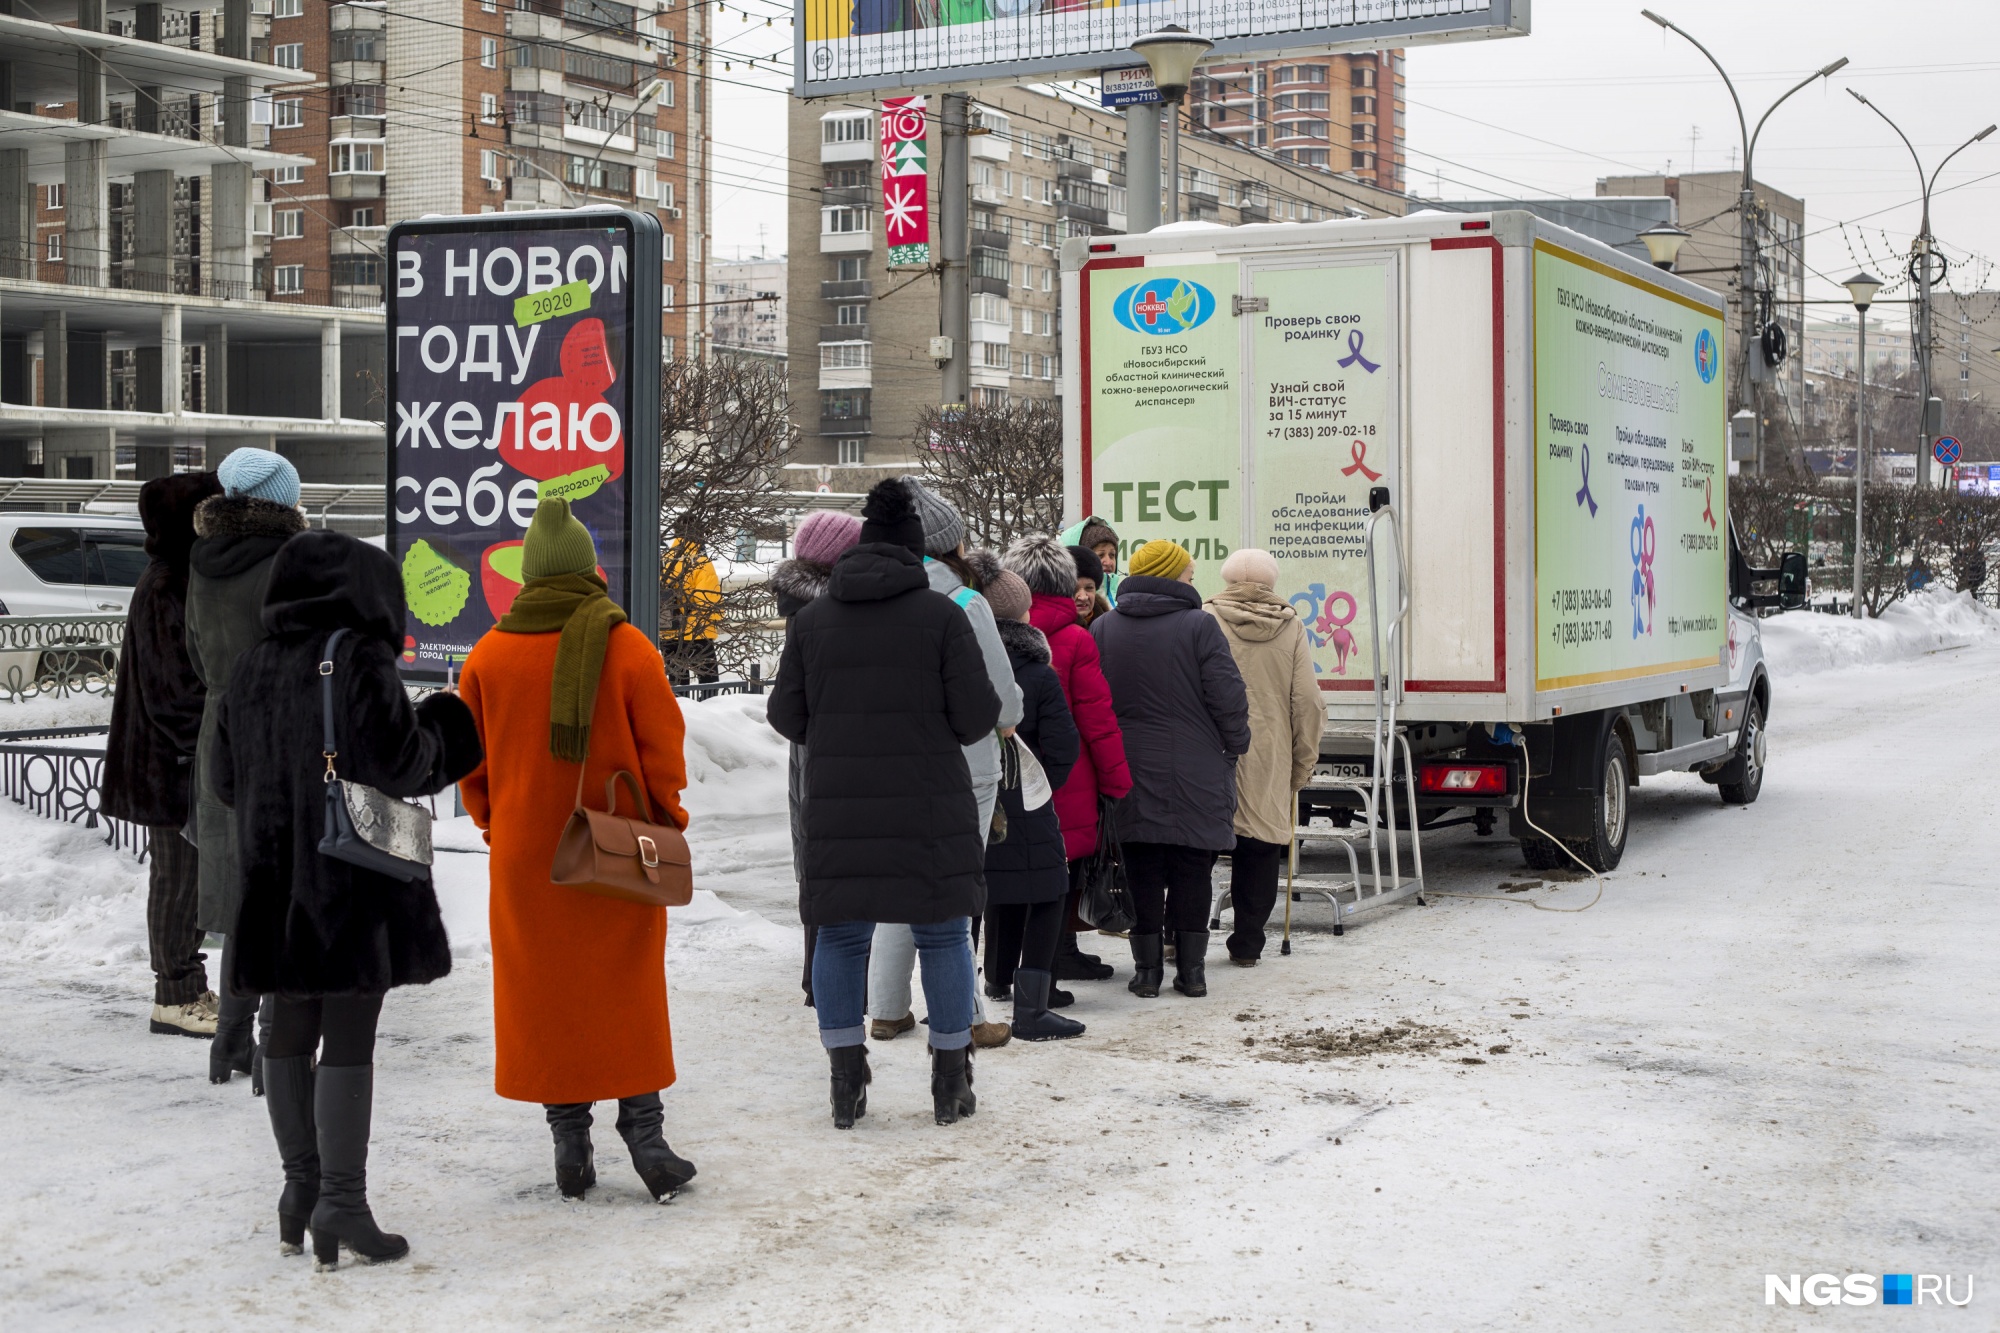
left=910, top=399, right=1064, bottom=550
left=657, top=356, right=795, bottom=682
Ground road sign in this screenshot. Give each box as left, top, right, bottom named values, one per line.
left=387, top=209, right=663, bottom=680
left=1100, top=66, right=1160, bottom=107
left=1933, top=435, right=1962, bottom=467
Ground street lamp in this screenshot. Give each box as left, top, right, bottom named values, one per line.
left=1846, top=89, right=1994, bottom=488
left=1843, top=269, right=1881, bottom=620
left=1640, top=11, right=1845, bottom=475
left=1638, top=223, right=1690, bottom=271
left=1130, top=24, right=1212, bottom=226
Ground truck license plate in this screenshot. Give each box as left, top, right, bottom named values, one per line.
left=1313, top=762, right=1368, bottom=782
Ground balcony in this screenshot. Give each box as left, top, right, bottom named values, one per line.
left=330, top=60, right=384, bottom=86
left=819, top=323, right=869, bottom=344
left=819, top=229, right=873, bottom=255
left=329, top=174, right=382, bottom=200
left=821, top=186, right=872, bottom=209
left=1055, top=157, right=1096, bottom=182
left=821, top=279, right=873, bottom=300
left=972, top=227, right=1009, bottom=252
left=1056, top=200, right=1107, bottom=227
left=820, top=415, right=872, bottom=435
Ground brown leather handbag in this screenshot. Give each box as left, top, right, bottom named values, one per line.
left=551, top=767, right=693, bottom=907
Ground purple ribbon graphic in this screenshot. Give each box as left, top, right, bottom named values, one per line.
left=1336, top=328, right=1380, bottom=373
left=1575, top=443, right=1597, bottom=517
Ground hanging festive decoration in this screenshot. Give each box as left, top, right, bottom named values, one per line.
left=880, top=96, right=930, bottom=268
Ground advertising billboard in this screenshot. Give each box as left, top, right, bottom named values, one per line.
left=1532, top=240, right=1727, bottom=694
left=387, top=210, right=663, bottom=681
left=798, top=0, right=1526, bottom=97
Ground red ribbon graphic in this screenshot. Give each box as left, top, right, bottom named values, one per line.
left=1702, top=475, right=1716, bottom=530
left=1340, top=438, right=1381, bottom=481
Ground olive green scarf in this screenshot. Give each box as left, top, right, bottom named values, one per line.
left=497, top=573, right=628, bottom=762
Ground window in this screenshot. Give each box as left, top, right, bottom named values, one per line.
left=251, top=95, right=274, bottom=126
left=348, top=206, right=376, bottom=227
left=331, top=255, right=382, bottom=287
left=659, top=131, right=675, bottom=159
left=662, top=232, right=673, bottom=261
left=821, top=343, right=870, bottom=369
left=1274, top=65, right=1327, bottom=84
left=1275, top=93, right=1329, bottom=112
left=659, top=80, right=675, bottom=108
left=821, top=389, right=868, bottom=420
left=1352, top=95, right=1376, bottom=115
left=329, top=140, right=383, bottom=173
left=481, top=92, right=499, bottom=122
left=1353, top=65, right=1377, bottom=88
left=1348, top=150, right=1373, bottom=170
left=330, top=31, right=380, bottom=62
left=11, top=529, right=150, bottom=588
left=663, top=283, right=675, bottom=308
left=1019, top=308, right=1032, bottom=334
left=274, top=164, right=305, bottom=185
left=480, top=149, right=504, bottom=184
left=274, top=264, right=305, bottom=294
left=274, top=0, right=301, bottom=15
left=482, top=0, right=496, bottom=9
left=822, top=206, right=871, bottom=235
left=45, top=233, right=62, bottom=262
left=658, top=180, right=674, bottom=209
left=480, top=37, right=500, bottom=68
left=976, top=342, right=1010, bottom=370
left=837, top=439, right=864, bottom=464
left=837, top=303, right=867, bottom=325
left=971, top=387, right=1008, bottom=409
left=273, top=43, right=304, bottom=69
left=1042, top=267, right=1053, bottom=293
left=332, top=84, right=384, bottom=116
left=823, top=115, right=870, bottom=144
left=274, top=98, right=303, bottom=129
left=274, top=208, right=305, bottom=238
left=1041, top=311, right=1055, bottom=337
left=45, top=184, right=63, bottom=211
left=1350, top=123, right=1374, bottom=143
left=835, top=257, right=866, bottom=282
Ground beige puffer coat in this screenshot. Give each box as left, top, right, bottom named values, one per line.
left=1205, top=582, right=1323, bottom=845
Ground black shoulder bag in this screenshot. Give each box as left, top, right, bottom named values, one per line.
left=317, top=628, right=434, bottom=881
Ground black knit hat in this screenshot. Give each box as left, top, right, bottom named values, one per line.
left=859, top=478, right=926, bottom=556
left=1069, top=544, right=1104, bottom=587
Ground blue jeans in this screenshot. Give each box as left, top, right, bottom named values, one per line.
left=815, top=920, right=974, bottom=1052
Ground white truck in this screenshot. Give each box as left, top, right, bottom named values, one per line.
left=1061, top=210, right=1805, bottom=885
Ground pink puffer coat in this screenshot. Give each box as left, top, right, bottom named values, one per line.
left=1028, top=592, right=1132, bottom=858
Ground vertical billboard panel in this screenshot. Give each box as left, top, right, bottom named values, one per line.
left=1532, top=240, right=1726, bottom=693
left=387, top=211, right=663, bottom=680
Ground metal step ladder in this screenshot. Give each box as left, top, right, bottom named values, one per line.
left=1210, top=504, right=1427, bottom=952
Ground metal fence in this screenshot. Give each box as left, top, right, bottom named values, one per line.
left=0, top=616, right=125, bottom=703
left=0, top=727, right=148, bottom=859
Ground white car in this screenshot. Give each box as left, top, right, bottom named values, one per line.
left=0, top=514, right=149, bottom=617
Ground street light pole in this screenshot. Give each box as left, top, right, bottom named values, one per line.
left=1844, top=270, right=1881, bottom=619
left=1640, top=12, right=1845, bottom=476
left=1845, top=91, right=1994, bottom=487
left=1130, top=25, right=1212, bottom=228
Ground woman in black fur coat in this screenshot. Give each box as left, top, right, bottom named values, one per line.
left=214, top=530, right=481, bottom=1270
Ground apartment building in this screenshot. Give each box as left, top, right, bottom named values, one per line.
left=1935, top=291, right=2000, bottom=406
left=1804, top=315, right=1913, bottom=384
left=709, top=255, right=785, bottom=363
left=1190, top=50, right=1405, bottom=195
left=265, top=0, right=708, bottom=356
left=787, top=86, right=1407, bottom=473
left=0, top=0, right=384, bottom=481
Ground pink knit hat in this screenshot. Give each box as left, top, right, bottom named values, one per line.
left=794, top=510, right=864, bottom=566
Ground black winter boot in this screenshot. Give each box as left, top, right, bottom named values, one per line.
left=309, top=1064, right=408, bottom=1270
left=827, top=1044, right=871, bottom=1130
left=261, top=1054, right=319, bottom=1255
left=1128, top=933, right=1164, bottom=998
left=1172, top=930, right=1210, bottom=998
left=1011, top=969, right=1085, bottom=1042
left=1052, top=931, right=1114, bottom=981
left=209, top=1004, right=254, bottom=1085
left=544, top=1103, right=595, bottom=1200
left=1048, top=981, right=1075, bottom=1009
left=616, top=1093, right=697, bottom=1202
left=930, top=1045, right=976, bottom=1125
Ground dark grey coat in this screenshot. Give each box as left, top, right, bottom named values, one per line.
left=186, top=494, right=305, bottom=933
left=1090, top=575, right=1252, bottom=852
left=771, top=555, right=835, bottom=881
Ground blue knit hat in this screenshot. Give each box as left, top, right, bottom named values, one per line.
left=216, top=447, right=300, bottom=508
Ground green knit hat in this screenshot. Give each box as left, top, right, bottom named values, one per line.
left=521, top=498, right=598, bottom=579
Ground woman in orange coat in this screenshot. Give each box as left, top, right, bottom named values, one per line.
left=458, top=498, right=697, bottom=1204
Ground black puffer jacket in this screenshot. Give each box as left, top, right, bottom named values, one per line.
left=1091, top=575, right=1251, bottom=852
left=982, top=618, right=1078, bottom=907
left=767, top=542, right=1001, bottom=925
left=102, top=471, right=224, bottom=827
left=187, top=493, right=306, bottom=932
left=215, top=531, right=482, bottom=998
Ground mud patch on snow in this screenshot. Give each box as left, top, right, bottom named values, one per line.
left=1252, top=1018, right=1480, bottom=1063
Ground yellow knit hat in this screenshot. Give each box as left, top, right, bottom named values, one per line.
left=1128, top=538, right=1192, bottom=580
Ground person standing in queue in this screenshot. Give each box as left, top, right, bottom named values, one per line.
left=1205, top=549, right=1324, bottom=965
left=768, top=480, right=1001, bottom=1128
left=103, top=471, right=224, bottom=1048
left=186, top=448, right=307, bottom=1088
left=1060, top=516, right=1122, bottom=604
left=459, top=499, right=698, bottom=1204
left=215, top=531, right=482, bottom=1270
left=1090, top=539, right=1249, bottom=999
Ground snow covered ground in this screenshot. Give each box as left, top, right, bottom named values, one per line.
left=1, top=603, right=1996, bottom=1330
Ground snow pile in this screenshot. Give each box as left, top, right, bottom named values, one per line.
left=1760, top=588, right=2000, bottom=676
left=0, top=692, right=115, bottom=733
left=0, top=799, right=148, bottom=969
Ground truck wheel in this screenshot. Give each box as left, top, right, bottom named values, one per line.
left=1574, top=727, right=1630, bottom=872
left=1717, top=698, right=1765, bottom=805
left=1520, top=836, right=1567, bottom=870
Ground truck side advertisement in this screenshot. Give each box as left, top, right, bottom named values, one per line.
left=1533, top=241, right=1726, bottom=692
